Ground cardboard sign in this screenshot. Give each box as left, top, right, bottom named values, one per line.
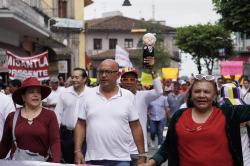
left=162, top=68, right=178, bottom=79
left=7, top=51, right=49, bottom=80
left=141, top=71, right=153, bottom=86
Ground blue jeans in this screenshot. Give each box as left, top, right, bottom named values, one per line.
left=86, top=160, right=130, bottom=166
left=149, top=118, right=165, bottom=145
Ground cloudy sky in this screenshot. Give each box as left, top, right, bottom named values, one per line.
left=84, top=0, right=221, bottom=76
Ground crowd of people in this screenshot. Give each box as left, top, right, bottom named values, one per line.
left=0, top=58, right=249, bottom=166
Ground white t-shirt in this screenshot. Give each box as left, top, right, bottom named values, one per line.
left=43, top=86, right=65, bottom=111
left=78, top=86, right=139, bottom=161
left=241, top=87, right=249, bottom=95
left=243, top=92, right=250, bottom=105
left=240, top=127, right=250, bottom=166
left=130, top=77, right=163, bottom=154
left=0, top=93, right=15, bottom=140
left=54, top=86, right=90, bottom=129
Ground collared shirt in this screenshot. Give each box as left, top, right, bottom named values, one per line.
left=54, top=86, right=90, bottom=130
left=43, top=87, right=65, bottom=111
left=167, top=92, right=185, bottom=118
left=0, top=93, right=15, bottom=140
left=78, top=86, right=139, bottom=161
left=148, top=95, right=168, bottom=121
left=130, top=77, right=163, bottom=154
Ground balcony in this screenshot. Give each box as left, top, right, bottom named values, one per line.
left=0, top=0, right=49, bottom=38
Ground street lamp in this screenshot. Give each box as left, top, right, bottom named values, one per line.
left=122, top=0, right=132, bottom=6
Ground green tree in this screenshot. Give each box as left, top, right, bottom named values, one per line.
left=176, top=23, right=233, bottom=74
left=137, top=22, right=171, bottom=69
left=212, top=0, right=250, bottom=33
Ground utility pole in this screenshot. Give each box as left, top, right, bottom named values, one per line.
left=152, top=0, right=155, bottom=20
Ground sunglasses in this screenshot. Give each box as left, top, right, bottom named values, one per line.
left=194, top=74, right=215, bottom=81
left=121, top=77, right=137, bottom=82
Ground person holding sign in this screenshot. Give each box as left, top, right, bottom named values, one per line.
left=120, top=57, right=163, bottom=165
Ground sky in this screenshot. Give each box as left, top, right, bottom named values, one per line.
left=84, top=0, right=221, bottom=77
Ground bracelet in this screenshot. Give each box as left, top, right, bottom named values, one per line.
left=138, top=153, right=148, bottom=157
left=74, top=149, right=81, bottom=153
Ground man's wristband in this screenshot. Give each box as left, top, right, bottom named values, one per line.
left=74, top=149, right=81, bottom=153
left=138, top=153, right=148, bottom=157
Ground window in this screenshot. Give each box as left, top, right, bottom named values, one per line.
left=93, top=39, right=102, bottom=50
left=109, top=39, right=117, bottom=49
left=58, top=0, right=67, bottom=18
left=124, top=39, right=133, bottom=48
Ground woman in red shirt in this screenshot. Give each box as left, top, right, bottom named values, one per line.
left=0, top=77, right=61, bottom=162
left=145, top=74, right=250, bottom=166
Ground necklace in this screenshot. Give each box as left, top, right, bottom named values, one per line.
left=27, top=118, right=33, bottom=125
left=23, top=107, right=42, bottom=125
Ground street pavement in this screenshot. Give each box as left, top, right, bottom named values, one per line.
left=147, top=127, right=168, bottom=166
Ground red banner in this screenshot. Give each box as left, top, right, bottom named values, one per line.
left=7, top=51, right=49, bottom=81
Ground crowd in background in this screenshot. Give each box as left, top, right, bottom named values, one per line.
left=0, top=63, right=250, bottom=166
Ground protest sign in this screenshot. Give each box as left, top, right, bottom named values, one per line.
left=162, top=68, right=178, bottom=79
left=141, top=71, right=153, bottom=86
left=7, top=51, right=49, bottom=81
left=220, top=61, right=243, bottom=76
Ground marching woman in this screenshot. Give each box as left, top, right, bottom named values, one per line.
left=0, top=77, right=61, bottom=162
left=144, top=74, right=250, bottom=166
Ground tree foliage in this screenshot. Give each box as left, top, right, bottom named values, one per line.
left=212, top=0, right=250, bottom=33
left=175, top=23, right=233, bottom=74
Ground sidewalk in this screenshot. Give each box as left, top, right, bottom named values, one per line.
left=147, top=127, right=168, bottom=166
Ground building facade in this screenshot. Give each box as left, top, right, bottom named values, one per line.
left=0, top=0, right=92, bottom=82
left=85, top=12, right=180, bottom=77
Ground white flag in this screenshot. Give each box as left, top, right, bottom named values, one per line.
left=115, top=45, right=133, bottom=67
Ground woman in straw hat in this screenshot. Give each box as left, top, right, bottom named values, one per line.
left=0, top=77, right=61, bottom=162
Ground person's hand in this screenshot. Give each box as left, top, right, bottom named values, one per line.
left=138, top=159, right=156, bottom=166
left=137, top=156, right=147, bottom=165
left=144, top=56, right=155, bottom=67
left=74, top=151, right=85, bottom=164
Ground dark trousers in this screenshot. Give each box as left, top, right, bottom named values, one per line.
left=60, top=125, right=86, bottom=164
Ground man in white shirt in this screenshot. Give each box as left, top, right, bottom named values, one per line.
left=0, top=93, right=15, bottom=141
left=43, top=76, right=65, bottom=111
left=119, top=57, right=162, bottom=165
left=54, top=68, right=89, bottom=164
left=241, top=79, right=250, bottom=98
left=74, top=59, right=145, bottom=166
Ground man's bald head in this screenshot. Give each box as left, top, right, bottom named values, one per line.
left=99, top=59, right=119, bottom=71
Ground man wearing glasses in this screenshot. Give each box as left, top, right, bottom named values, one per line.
left=74, top=59, right=145, bottom=166
left=120, top=57, right=163, bottom=166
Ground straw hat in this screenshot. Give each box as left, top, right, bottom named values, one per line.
left=12, top=77, right=51, bottom=105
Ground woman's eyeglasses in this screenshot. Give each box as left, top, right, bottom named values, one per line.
left=194, top=74, right=215, bottom=81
